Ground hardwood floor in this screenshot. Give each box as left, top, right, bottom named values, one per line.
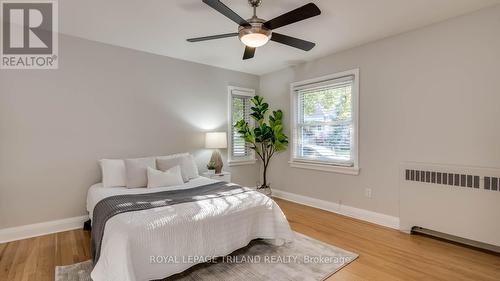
left=0, top=230, right=90, bottom=281
left=275, top=198, right=500, bottom=281
left=1, top=198, right=499, bottom=281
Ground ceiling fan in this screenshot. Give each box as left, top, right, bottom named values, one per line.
left=187, top=0, right=321, bottom=60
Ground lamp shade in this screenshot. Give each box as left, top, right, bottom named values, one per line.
left=205, top=132, right=227, bottom=149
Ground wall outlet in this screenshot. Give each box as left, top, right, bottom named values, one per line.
left=364, top=188, right=372, bottom=198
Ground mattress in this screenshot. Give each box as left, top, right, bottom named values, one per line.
left=86, top=177, right=294, bottom=281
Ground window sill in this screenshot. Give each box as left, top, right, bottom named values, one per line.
left=288, top=161, right=360, bottom=175
left=228, top=159, right=257, bottom=166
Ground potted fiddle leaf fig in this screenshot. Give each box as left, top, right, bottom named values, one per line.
left=235, top=95, right=288, bottom=194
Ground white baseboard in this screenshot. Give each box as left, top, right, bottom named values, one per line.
left=0, top=215, right=88, bottom=244
left=272, top=189, right=400, bottom=229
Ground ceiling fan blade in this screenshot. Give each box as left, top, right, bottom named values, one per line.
left=243, top=46, right=256, bottom=60
left=264, top=3, right=321, bottom=30
left=187, top=33, right=238, bottom=42
left=270, top=32, right=315, bottom=51
left=202, top=0, right=250, bottom=26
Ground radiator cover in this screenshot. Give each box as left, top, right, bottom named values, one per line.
left=399, top=162, right=500, bottom=247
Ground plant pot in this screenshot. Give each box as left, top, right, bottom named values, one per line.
left=257, top=186, right=272, bottom=196
left=207, top=170, right=215, bottom=175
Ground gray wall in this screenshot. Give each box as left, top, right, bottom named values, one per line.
left=1, top=5, right=499, bottom=229
left=259, top=6, right=500, bottom=217
left=0, top=35, right=259, bottom=228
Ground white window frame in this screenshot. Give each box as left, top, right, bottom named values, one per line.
left=289, top=69, right=360, bottom=175
left=227, top=86, right=256, bottom=166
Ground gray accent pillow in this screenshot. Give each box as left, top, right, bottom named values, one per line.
left=157, top=154, right=198, bottom=182
left=124, top=157, right=156, bottom=188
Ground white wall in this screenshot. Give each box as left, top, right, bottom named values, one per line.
left=0, top=35, right=259, bottom=229
left=259, top=6, right=500, bottom=217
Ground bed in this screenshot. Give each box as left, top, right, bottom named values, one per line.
left=86, top=176, right=294, bottom=281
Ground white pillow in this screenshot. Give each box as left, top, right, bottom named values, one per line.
left=124, top=157, right=156, bottom=188
left=184, top=154, right=199, bottom=179
left=100, top=159, right=126, bottom=187
left=147, top=166, right=184, bottom=188
left=156, top=153, right=199, bottom=182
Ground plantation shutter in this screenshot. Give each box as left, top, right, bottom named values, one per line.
left=231, top=94, right=252, bottom=160
left=293, top=75, right=355, bottom=166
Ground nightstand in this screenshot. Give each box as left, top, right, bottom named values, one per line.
left=202, top=171, right=231, bottom=182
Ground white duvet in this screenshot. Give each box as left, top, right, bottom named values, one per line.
left=86, top=177, right=294, bottom=281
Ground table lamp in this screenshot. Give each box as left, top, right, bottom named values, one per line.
left=205, top=132, right=227, bottom=174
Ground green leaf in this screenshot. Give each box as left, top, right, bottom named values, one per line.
left=274, top=110, right=283, bottom=120
left=233, top=95, right=288, bottom=170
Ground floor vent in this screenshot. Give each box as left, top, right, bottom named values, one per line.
left=411, top=226, right=500, bottom=254
left=404, top=169, right=499, bottom=191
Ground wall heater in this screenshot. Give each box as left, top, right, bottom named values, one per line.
left=400, top=162, right=500, bottom=252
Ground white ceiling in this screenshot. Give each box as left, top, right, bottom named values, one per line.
left=59, top=0, right=499, bottom=75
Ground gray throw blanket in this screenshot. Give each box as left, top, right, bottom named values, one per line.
left=91, top=181, right=252, bottom=264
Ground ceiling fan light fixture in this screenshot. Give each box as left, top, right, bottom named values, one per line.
left=240, top=33, right=270, bottom=47
left=238, top=24, right=271, bottom=48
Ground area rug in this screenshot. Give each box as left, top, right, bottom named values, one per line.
left=55, top=232, right=358, bottom=281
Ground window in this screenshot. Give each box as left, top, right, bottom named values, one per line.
left=228, top=86, right=256, bottom=165
left=290, top=69, right=359, bottom=175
